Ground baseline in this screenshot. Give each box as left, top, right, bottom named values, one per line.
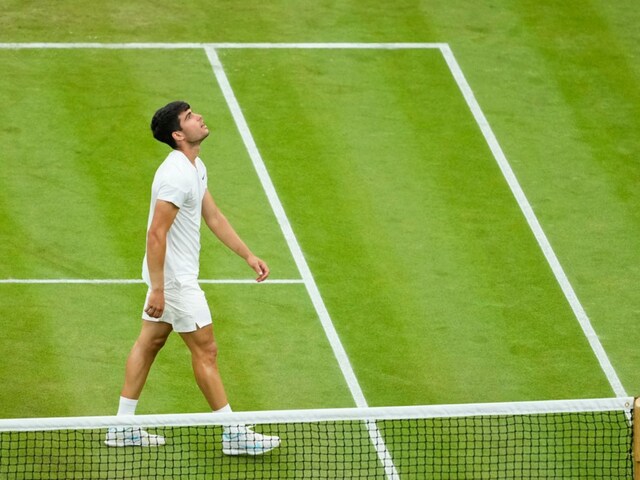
left=0, top=42, right=445, bottom=50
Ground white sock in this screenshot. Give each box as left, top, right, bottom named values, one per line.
left=117, top=396, right=138, bottom=416
left=215, top=404, right=232, bottom=414
left=216, top=404, right=244, bottom=434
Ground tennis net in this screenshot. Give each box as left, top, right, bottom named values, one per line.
left=0, top=396, right=635, bottom=479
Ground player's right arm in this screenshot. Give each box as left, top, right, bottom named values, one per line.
left=144, top=200, right=179, bottom=318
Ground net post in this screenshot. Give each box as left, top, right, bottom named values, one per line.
left=634, top=397, right=640, bottom=480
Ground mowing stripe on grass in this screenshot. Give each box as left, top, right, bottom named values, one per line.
left=440, top=45, right=626, bottom=398
left=205, top=46, right=400, bottom=480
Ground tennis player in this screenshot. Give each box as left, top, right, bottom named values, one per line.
left=105, top=101, right=280, bottom=455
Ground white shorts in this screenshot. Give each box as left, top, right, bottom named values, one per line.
left=142, top=278, right=212, bottom=333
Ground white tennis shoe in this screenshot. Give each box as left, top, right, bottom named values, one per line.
left=222, top=426, right=280, bottom=455
left=104, top=427, right=165, bottom=447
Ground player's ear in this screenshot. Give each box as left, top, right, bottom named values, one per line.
left=172, top=130, right=184, bottom=143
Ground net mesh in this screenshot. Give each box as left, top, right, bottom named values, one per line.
left=0, top=398, right=634, bottom=479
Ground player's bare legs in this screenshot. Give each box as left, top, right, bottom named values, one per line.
left=179, top=325, right=229, bottom=410
left=121, top=321, right=173, bottom=400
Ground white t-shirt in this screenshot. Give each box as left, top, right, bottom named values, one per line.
left=142, top=150, right=208, bottom=286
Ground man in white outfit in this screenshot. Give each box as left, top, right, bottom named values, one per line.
left=105, top=101, right=280, bottom=455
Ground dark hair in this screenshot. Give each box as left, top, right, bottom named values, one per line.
left=150, top=101, right=190, bottom=148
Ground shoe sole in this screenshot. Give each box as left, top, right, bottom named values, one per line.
left=104, top=439, right=166, bottom=447
left=222, top=441, right=280, bottom=456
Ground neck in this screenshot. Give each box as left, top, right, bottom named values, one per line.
left=176, top=143, right=200, bottom=164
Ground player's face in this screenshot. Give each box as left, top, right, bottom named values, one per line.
left=177, top=108, right=209, bottom=144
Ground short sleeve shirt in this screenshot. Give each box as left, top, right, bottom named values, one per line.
left=142, top=150, right=208, bottom=286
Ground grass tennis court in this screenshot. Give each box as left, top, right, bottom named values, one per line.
left=0, top=1, right=639, bottom=477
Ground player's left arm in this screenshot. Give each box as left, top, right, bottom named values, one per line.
left=201, top=189, right=269, bottom=282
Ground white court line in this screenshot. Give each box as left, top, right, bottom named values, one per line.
left=0, top=278, right=303, bottom=284
left=0, top=42, right=445, bottom=50
left=440, top=45, right=626, bottom=398
left=205, top=47, right=400, bottom=480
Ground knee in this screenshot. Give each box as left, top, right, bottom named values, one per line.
left=138, top=335, right=167, bottom=355
left=195, top=341, right=219, bottom=365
